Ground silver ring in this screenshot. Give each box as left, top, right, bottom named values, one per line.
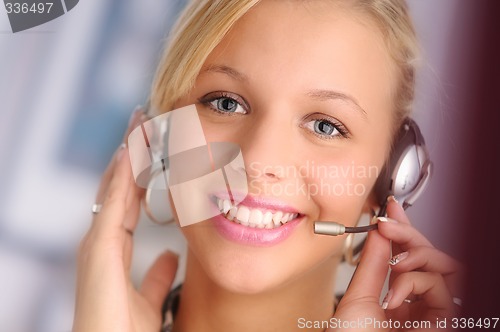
left=91, top=204, right=102, bottom=215
left=452, top=297, right=463, bottom=307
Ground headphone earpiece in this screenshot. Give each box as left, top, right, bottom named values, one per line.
left=374, top=118, right=432, bottom=210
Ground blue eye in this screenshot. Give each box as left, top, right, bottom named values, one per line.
left=213, top=97, right=244, bottom=113
left=200, top=92, right=248, bottom=115
left=304, top=119, right=344, bottom=138
left=315, top=120, right=337, bottom=136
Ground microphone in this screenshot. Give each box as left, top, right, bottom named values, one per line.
left=314, top=222, right=378, bottom=236
left=313, top=200, right=388, bottom=236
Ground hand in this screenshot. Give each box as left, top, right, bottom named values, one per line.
left=331, top=206, right=391, bottom=331
left=377, top=198, right=464, bottom=329
left=73, top=109, right=179, bottom=332
left=332, top=197, right=463, bottom=331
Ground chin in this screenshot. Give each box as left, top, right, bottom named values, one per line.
left=184, top=228, right=298, bottom=294
left=211, top=252, right=291, bottom=295
left=182, top=214, right=342, bottom=296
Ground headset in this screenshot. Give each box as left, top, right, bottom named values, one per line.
left=314, top=117, right=433, bottom=236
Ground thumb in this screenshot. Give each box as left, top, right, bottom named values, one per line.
left=140, top=250, right=179, bottom=311
left=341, top=222, right=391, bottom=305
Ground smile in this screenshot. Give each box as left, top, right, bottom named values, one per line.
left=216, top=197, right=300, bottom=229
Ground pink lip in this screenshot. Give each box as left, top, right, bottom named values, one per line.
left=210, top=193, right=304, bottom=246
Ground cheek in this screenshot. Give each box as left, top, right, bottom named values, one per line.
left=305, top=153, right=383, bottom=226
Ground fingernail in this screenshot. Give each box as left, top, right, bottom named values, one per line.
left=377, top=216, right=398, bottom=223
left=389, top=251, right=409, bottom=265
left=116, top=143, right=127, bottom=161
left=387, top=195, right=398, bottom=204
left=381, top=289, right=393, bottom=310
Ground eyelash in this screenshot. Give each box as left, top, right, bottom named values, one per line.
left=198, top=91, right=249, bottom=116
left=304, top=116, right=350, bottom=140
left=198, top=91, right=350, bottom=139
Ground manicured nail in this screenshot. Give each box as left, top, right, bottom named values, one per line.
left=381, top=289, right=393, bottom=310
left=377, top=216, right=398, bottom=223
left=116, top=143, right=127, bottom=161
left=387, top=195, right=398, bottom=204
left=389, top=251, right=409, bottom=266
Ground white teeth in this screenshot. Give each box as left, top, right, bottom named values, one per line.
left=216, top=198, right=300, bottom=229
left=236, top=206, right=250, bottom=226
left=222, top=199, right=231, bottom=214
left=249, top=209, right=264, bottom=228
left=263, top=211, right=273, bottom=229
left=228, top=206, right=238, bottom=220
left=272, top=211, right=283, bottom=226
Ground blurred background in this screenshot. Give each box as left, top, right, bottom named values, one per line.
left=0, top=0, right=497, bottom=331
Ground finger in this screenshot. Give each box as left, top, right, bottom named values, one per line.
left=95, top=149, right=120, bottom=205
left=383, top=271, right=454, bottom=315
left=342, top=225, right=391, bottom=304
left=122, top=179, right=143, bottom=272
left=388, top=246, right=461, bottom=275
left=377, top=218, right=433, bottom=249
left=123, top=169, right=144, bottom=231
left=93, top=146, right=132, bottom=234
left=123, top=186, right=142, bottom=231
left=388, top=246, right=465, bottom=301
left=94, top=108, right=144, bottom=204
left=121, top=106, right=148, bottom=230
left=140, top=251, right=179, bottom=311
left=120, top=106, right=147, bottom=223
left=386, top=196, right=411, bottom=224
left=122, top=106, right=146, bottom=142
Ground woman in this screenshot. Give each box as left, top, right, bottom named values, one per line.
left=74, top=0, right=463, bottom=331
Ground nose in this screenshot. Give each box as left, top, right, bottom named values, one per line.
left=238, top=111, right=298, bottom=184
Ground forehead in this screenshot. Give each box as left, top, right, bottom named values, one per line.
left=202, top=0, right=397, bottom=117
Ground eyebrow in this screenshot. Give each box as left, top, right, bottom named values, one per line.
left=202, top=64, right=249, bottom=82
left=306, top=89, right=367, bottom=118
left=201, top=64, right=367, bottom=118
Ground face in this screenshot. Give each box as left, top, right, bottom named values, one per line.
left=172, top=0, right=396, bottom=293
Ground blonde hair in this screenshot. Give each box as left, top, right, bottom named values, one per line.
left=150, top=0, right=419, bottom=126
left=150, top=0, right=260, bottom=113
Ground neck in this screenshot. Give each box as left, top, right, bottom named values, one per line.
left=172, top=249, right=339, bottom=332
